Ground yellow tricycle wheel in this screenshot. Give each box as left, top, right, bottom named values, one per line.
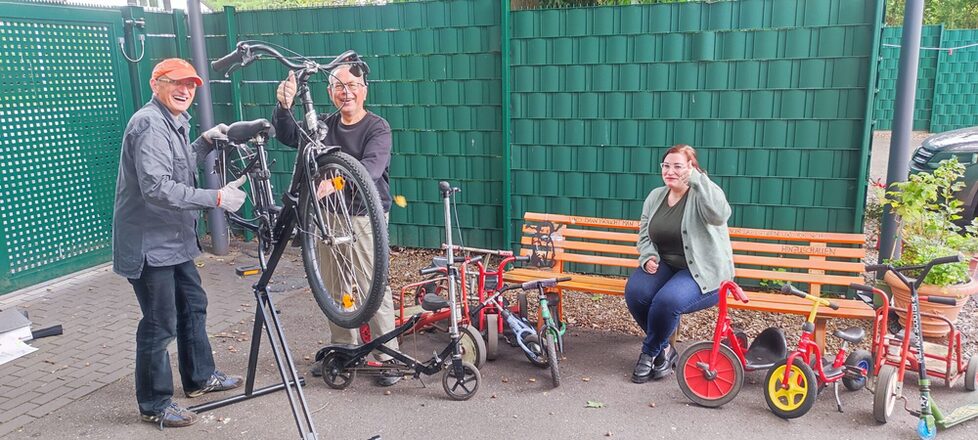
left=764, top=357, right=817, bottom=419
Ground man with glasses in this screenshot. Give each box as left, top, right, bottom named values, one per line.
left=272, top=62, right=399, bottom=386
left=114, top=58, right=246, bottom=428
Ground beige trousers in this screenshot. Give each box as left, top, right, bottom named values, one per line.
left=320, top=214, right=397, bottom=360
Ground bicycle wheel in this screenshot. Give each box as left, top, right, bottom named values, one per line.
left=545, top=330, right=560, bottom=388
left=219, top=142, right=275, bottom=269
left=843, top=349, right=873, bottom=391
left=676, top=341, right=744, bottom=408
left=874, top=364, right=899, bottom=423
left=301, top=151, right=388, bottom=328
left=764, top=357, right=817, bottom=419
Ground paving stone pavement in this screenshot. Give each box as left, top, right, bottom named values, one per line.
left=0, top=242, right=309, bottom=437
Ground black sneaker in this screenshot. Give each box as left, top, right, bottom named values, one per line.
left=631, top=352, right=655, bottom=383
left=185, top=370, right=243, bottom=398
left=140, top=402, right=198, bottom=429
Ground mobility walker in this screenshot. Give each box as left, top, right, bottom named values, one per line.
left=313, top=181, right=481, bottom=400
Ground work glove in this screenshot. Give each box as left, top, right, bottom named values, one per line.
left=277, top=70, right=297, bottom=109
left=218, top=175, right=247, bottom=212
left=201, top=123, right=230, bottom=144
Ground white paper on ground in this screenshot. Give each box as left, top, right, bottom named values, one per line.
left=0, top=331, right=37, bottom=365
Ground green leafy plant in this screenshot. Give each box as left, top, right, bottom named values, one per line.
left=878, top=158, right=978, bottom=286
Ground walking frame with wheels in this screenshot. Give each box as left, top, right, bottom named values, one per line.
left=314, top=181, right=482, bottom=401
left=676, top=280, right=788, bottom=408
left=864, top=256, right=978, bottom=439
left=194, top=42, right=392, bottom=439
left=762, top=283, right=872, bottom=419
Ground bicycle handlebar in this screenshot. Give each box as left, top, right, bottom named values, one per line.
left=863, top=255, right=961, bottom=291
left=781, top=283, right=839, bottom=310
left=925, top=296, right=957, bottom=306
left=211, top=41, right=368, bottom=79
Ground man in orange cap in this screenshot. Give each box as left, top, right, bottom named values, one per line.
left=113, top=58, right=245, bottom=428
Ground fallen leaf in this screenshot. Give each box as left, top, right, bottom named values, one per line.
left=586, top=400, right=606, bottom=408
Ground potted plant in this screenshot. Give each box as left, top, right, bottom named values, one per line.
left=876, top=157, right=978, bottom=338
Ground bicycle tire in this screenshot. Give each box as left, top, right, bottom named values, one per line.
left=218, top=142, right=274, bottom=269
left=545, top=330, right=560, bottom=388
left=676, top=341, right=744, bottom=408
left=300, top=151, right=388, bottom=328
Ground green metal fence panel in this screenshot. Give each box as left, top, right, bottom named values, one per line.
left=217, top=0, right=503, bottom=249
left=510, top=0, right=882, bottom=251
left=873, top=25, right=942, bottom=131
left=0, top=2, right=134, bottom=295
left=930, top=29, right=978, bottom=133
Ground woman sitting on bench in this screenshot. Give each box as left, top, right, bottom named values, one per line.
left=625, top=144, right=735, bottom=383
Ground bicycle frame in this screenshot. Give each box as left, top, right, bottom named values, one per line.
left=780, top=295, right=848, bottom=386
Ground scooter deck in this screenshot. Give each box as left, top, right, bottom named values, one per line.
left=939, top=403, right=978, bottom=429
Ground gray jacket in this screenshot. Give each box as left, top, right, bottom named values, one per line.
left=112, top=98, right=219, bottom=279
left=636, top=168, right=735, bottom=294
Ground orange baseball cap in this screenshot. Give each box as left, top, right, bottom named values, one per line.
left=151, top=58, right=203, bottom=86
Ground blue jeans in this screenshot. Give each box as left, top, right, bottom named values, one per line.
left=624, top=264, right=719, bottom=357
left=129, top=261, right=216, bottom=415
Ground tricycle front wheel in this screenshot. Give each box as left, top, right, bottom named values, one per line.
left=764, top=357, right=817, bottom=419
left=676, top=341, right=744, bottom=408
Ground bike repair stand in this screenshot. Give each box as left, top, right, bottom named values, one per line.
left=189, top=211, right=319, bottom=440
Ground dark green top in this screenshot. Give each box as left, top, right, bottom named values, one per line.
left=648, top=192, right=688, bottom=269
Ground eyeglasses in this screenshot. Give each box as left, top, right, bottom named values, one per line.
left=660, top=163, right=688, bottom=172
left=156, top=77, right=198, bottom=89
left=331, top=82, right=365, bottom=93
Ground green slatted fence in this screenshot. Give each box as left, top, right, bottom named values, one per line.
left=0, top=2, right=134, bottom=294
left=931, top=29, right=978, bottom=133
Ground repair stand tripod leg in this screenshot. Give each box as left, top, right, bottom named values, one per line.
left=188, top=209, right=318, bottom=439
left=188, top=284, right=318, bottom=439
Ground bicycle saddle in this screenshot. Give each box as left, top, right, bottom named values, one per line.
left=421, top=293, right=449, bottom=312
left=833, top=327, right=866, bottom=343
left=226, top=119, right=275, bottom=143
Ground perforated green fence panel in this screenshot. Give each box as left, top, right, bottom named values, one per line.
left=873, top=25, right=942, bottom=131
left=930, top=29, right=978, bottom=133
left=510, top=0, right=882, bottom=250
left=0, top=3, right=133, bottom=295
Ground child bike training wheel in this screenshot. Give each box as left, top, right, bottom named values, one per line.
left=676, top=341, right=744, bottom=408
left=460, top=325, right=487, bottom=368
left=842, top=349, right=873, bottom=391
left=545, top=331, right=560, bottom=388
left=873, top=364, right=900, bottom=423
left=764, top=357, right=817, bottom=419
left=301, top=151, right=388, bottom=329
left=320, top=352, right=356, bottom=390
left=965, top=356, right=977, bottom=392
left=442, top=361, right=481, bottom=401
left=485, top=314, right=499, bottom=361
left=524, top=334, right=549, bottom=368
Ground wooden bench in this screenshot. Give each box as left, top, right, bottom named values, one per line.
left=504, top=212, right=876, bottom=349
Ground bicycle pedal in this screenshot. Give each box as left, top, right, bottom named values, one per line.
left=235, top=265, right=262, bottom=276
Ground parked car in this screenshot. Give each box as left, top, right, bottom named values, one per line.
left=909, top=125, right=978, bottom=224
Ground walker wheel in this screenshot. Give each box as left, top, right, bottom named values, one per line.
left=676, top=341, right=744, bottom=408
left=874, top=364, right=899, bottom=423
left=459, top=325, right=487, bottom=368
left=764, top=357, right=817, bottom=419
left=442, top=361, right=481, bottom=401
left=321, top=352, right=356, bottom=390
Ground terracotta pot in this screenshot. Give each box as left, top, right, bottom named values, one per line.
left=884, top=271, right=978, bottom=339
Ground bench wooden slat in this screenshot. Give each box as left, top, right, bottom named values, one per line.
left=731, top=241, right=865, bottom=258
left=734, top=268, right=862, bottom=286
left=521, top=226, right=638, bottom=243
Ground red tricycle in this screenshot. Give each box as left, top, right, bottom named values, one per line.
left=677, top=280, right=788, bottom=407
left=849, top=282, right=977, bottom=423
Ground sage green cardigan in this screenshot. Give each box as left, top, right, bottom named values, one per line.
left=636, top=168, right=735, bottom=294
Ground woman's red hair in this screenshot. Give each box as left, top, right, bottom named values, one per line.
left=662, top=144, right=704, bottom=173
